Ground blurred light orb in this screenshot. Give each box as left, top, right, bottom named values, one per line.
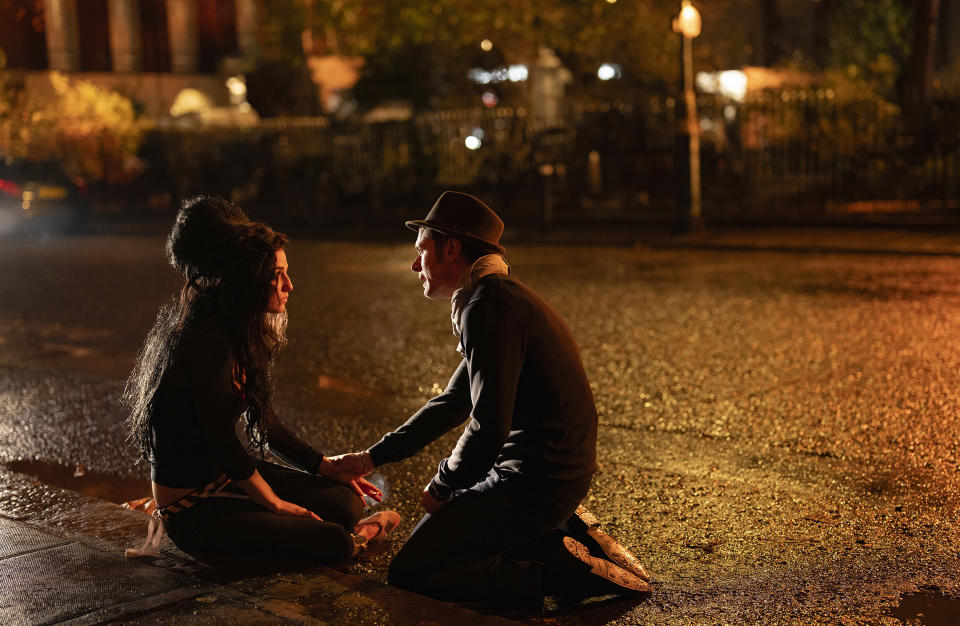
left=480, top=39, right=493, bottom=52
left=507, top=64, right=528, bottom=82
left=718, top=70, right=747, bottom=101
left=468, top=68, right=491, bottom=84
left=469, top=65, right=528, bottom=85
left=695, top=71, right=715, bottom=92
left=465, top=135, right=482, bottom=150
left=225, top=76, right=246, bottom=97
left=470, top=127, right=484, bottom=140
left=597, top=63, right=621, bottom=81
left=481, top=90, right=499, bottom=107
left=605, top=0, right=617, bottom=3
left=170, top=88, right=213, bottom=117
left=225, top=76, right=248, bottom=106
left=675, top=1, right=702, bottom=38
left=696, top=69, right=747, bottom=101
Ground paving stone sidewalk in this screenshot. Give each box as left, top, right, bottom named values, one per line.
left=0, top=468, right=518, bottom=625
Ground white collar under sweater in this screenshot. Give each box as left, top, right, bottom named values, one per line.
left=450, top=254, right=510, bottom=347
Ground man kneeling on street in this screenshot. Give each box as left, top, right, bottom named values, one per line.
left=339, top=191, right=650, bottom=608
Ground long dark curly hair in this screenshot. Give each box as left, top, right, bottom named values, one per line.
left=124, top=196, right=289, bottom=465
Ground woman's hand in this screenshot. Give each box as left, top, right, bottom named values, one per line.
left=332, top=473, right=383, bottom=504
left=270, top=498, right=322, bottom=521
left=354, top=476, right=383, bottom=502
left=235, top=470, right=322, bottom=521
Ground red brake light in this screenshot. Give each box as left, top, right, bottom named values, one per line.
left=0, top=179, right=21, bottom=198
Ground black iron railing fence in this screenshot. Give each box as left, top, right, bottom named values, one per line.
left=4, top=88, right=959, bottom=225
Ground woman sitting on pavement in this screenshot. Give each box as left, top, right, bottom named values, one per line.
left=124, top=195, right=399, bottom=562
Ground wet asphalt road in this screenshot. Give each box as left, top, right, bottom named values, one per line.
left=1, top=233, right=959, bottom=624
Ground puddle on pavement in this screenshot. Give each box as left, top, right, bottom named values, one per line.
left=887, top=591, right=960, bottom=624
left=3, top=459, right=150, bottom=504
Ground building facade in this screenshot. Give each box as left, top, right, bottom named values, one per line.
left=1, top=0, right=259, bottom=116
left=2, top=0, right=257, bottom=73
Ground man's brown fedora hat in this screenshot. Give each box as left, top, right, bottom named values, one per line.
left=405, top=191, right=505, bottom=255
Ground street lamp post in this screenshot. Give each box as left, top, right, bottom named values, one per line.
left=673, top=1, right=703, bottom=231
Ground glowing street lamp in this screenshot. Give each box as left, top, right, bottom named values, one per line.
left=675, top=1, right=701, bottom=38
left=673, top=0, right=703, bottom=230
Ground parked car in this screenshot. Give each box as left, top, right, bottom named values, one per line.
left=0, top=157, right=89, bottom=234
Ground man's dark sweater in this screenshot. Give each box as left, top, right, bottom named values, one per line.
left=368, top=273, right=598, bottom=493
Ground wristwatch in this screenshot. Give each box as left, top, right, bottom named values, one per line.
left=427, top=479, right=453, bottom=501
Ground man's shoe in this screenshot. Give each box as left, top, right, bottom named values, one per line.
left=574, top=504, right=601, bottom=528
left=548, top=537, right=650, bottom=597
left=573, top=505, right=650, bottom=581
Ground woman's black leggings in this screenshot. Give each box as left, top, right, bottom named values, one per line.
left=164, top=460, right=365, bottom=565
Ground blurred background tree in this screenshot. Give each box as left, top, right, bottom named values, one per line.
left=247, top=0, right=322, bottom=116
left=902, top=0, right=942, bottom=112
left=307, top=0, right=678, bottom=110
left=764, top=0, right=943, bottom=111
left=22, top=73, right=142, bottom=182
left=818, top=0, right=912, bottom=100
left=250, top=1, right=950, bottom=116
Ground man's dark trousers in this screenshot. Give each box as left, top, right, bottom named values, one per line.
left=387, top=468, right=591, bottom=608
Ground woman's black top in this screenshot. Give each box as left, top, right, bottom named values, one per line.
left=149, top=316, right=324, bottom=488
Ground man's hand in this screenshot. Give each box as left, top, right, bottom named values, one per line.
left=421, top=482, right=447, bottom=514
left=319, top=452, right=382, bottom=505
left=322, top=451, right=374, bottom=477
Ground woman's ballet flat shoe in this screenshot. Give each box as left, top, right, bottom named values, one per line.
left=354, top=510, right=402, bottom=542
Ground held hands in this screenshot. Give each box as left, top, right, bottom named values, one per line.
left=320, top=451, right=383, bottom=505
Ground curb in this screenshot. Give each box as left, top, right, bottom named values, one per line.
left=636, top=239, right=960, bottom=257
left=0, top=468, right=518, bottom=625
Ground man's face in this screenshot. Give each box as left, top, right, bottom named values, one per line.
left=412, top=229, right=463, bottom=299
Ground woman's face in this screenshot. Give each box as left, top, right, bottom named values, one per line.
left=267, top=249, right=293, bottom=314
